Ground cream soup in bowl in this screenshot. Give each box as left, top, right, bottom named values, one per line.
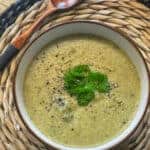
left=15, top=21, right=149, bottom=150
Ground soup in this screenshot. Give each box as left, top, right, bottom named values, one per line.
left=24, top=35, right=140, bottom=147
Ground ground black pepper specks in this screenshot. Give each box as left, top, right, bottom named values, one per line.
left=24, top=35, right=140, bottom=146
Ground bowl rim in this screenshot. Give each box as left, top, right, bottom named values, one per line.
left=13, top=20, right=150, bottom=150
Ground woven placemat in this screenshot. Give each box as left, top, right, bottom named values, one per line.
left=0, top=0, right=150, bottom=149
left=0, top=0, right=42, bottom=36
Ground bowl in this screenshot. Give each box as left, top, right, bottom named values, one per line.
left=14, top=21, right=150, bottom=150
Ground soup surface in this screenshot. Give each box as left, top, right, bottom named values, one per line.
left=24, top=35, right=140, bottom=147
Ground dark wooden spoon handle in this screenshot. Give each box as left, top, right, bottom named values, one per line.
left=0, top=4, right=57, bottom=71
left=12, top=7, right=57, bottom=49
left=0, top=45, right=19, bottom=71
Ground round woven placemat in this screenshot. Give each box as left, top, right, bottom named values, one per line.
left=0, top=0, right=150, bottom=149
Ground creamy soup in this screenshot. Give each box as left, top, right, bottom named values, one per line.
left=24, top=35, right=140, bottom=147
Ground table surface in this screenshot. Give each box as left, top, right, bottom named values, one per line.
left=0, top=0, right=14, bottom=13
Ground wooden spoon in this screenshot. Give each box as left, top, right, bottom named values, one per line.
left=0, top=0, right=80, bottom=71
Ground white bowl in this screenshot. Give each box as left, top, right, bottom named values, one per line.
left=14, top=21, right=150, bottom=150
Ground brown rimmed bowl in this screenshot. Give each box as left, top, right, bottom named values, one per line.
left=14, top=21, right=150, bottom=150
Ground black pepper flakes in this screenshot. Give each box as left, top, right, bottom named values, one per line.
left=130, top=93, right=135, bottom=97
left=56, top=44, right=59, bottom=48
left=36, top=57, right=39, bottom=61
left=117, top=101, right=123, bottom=106
left=108, top=69, right=112, bottom=72
left=46, top=81, right=50, bottom=85
left=57, top=89, right=62, bottom=94
left=122, top=120, right=127, bottom=125
left=55, top=54, right=58, bottom=57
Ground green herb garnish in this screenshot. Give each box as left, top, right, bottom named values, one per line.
left=64, top=65, right=110, bottom=106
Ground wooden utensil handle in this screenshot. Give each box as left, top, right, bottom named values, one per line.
left=12, top=7, right=57, bottom=49
left=0, top=4, right=56, bottom=71
left=0, top=45, right=19, bottom=71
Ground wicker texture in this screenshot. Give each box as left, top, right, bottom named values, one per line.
left=0, top=0, right=150, bottom=149
left=0, top=0, right=14, bottom=13
left=0, top=0, right=41, bottom=36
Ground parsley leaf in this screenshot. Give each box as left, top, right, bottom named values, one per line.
left=64, top=65, right=110, bottom=106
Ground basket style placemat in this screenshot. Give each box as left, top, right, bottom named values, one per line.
left=0, top=0, right=14, bottom=13
left=0, top=0, right=42, bottom=36
left=0, top=0, right=150, bottom=149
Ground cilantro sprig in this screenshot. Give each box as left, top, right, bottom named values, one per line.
left=64, top=65, right=110, bottom=106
